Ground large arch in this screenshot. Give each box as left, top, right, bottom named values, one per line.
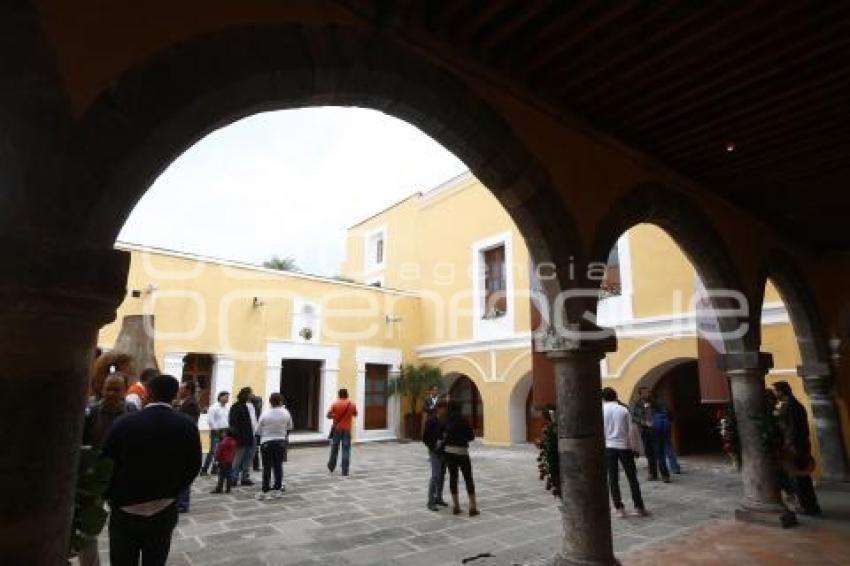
left=591, top=182, right=751, bottom=353
left=759, top=250, right=849, bottom=481
left=65, top=24, right=578, bottom=309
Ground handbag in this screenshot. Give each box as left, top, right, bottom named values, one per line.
left=328, top=402, right=352, bottom=439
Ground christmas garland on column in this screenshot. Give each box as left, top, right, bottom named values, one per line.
left=536, top=420, right=561, bottom=498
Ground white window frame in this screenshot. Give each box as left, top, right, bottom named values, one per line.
left=596, top=233, right=634, bottom=326
left=363, top=225, right=387, bottom=274
left=472, top=231, right=515, bottom=341
left=355, top=346, right=402, bottom=442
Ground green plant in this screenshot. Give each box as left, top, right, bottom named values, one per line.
left=537, top=421, right=561, bottom=497
left=387, top=363, right=443, bottom=421
left=69, top=446, right=113, bottom=556
left=262, top=256, right=299, bottom=271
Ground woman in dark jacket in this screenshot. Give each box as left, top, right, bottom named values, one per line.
left=228, top=387, right=257, bottom=486
left=443, top=401, right=479, bottom=516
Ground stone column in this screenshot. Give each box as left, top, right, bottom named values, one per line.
left=537, top=327, right=618, bottom=566
left=798, top=363, right=850, bottom=484
left=719, top=352, right=796, bottom=527
left=0, top=241, right=128, bottom=564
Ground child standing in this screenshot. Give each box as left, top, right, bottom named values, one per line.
left=211, top=428, right=237, bottom=494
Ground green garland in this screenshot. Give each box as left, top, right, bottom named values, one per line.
left=69, top=447, right=113, bottom=556
left=536, top=421, right=561, bottom=498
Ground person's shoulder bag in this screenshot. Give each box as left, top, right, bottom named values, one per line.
left=328, top=402, right=352, bottom=439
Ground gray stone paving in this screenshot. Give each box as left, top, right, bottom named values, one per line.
left=96, top=442, right=743, bottom=565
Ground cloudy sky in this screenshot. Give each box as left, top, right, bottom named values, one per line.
left=119, top=108, right=467, bottom=276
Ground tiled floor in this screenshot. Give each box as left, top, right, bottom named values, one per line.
left=91, top=442, right=850, bottom=565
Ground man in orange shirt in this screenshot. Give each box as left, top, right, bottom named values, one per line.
left=126, top=368, right=159, bottom=410
left=326, top=388, right=357, bottom=476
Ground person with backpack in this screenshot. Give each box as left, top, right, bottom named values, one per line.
left=651, top=405, right=672, bottom=483
left=422, top=400, right=449, bottom=511
left=326, top=388, right=357, bottom=476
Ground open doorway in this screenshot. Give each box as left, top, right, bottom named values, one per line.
left=280, top=359, right=322, bottom=431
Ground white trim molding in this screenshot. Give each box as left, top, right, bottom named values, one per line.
left=417, top=333, right=531, bottom=358
left=354, top=346, right=403, bottom=442
left=265, top=340, right=340, bottom=437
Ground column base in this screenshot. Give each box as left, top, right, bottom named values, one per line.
left=554, top=553, right=620, bottom=566
left=734, top=506, right=797, bottom=528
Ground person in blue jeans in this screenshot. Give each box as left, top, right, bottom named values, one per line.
left=652, top=407, right=672, bottom=483
left=422, top=400, right=448, bottom=511
left=229, top=387, right=258, bottom=486
left=326, top=388, right=357, bottom=476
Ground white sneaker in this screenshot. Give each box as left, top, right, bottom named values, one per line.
left=270, top=490, right=282, bottom=499
left=255, top=492, right=268, bottom=501
left=615, top=507, right=628, bottom=518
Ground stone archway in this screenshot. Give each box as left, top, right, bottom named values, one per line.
left=761, top=250, right=849, bottom=482
left=591, top=182, right=751, bottom=354
left=67, top=25, right=578, bottom=309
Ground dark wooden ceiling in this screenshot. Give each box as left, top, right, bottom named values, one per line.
left=341, top=0, right=850, bottom=252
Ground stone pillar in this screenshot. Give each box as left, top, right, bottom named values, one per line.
left=0, top=241, right=128, bottom=564
left=537, top=327, right=618, bottom=566
left=798, top=363, right=850, bottom=484
left=719, top=352, right=796, bottom=527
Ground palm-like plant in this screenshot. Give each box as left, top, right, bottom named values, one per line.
left=388, top=364, right=443, bottom=438
left=262, top=256, right=299, bottom=271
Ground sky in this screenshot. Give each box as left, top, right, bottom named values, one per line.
left=118, top=108, right=467, bottom=276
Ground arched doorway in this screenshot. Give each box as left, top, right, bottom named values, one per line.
left=632, top=359, right=722, bottom=455
left=449, top=375, right=484, bottom=437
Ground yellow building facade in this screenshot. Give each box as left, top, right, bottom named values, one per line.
left=100, top=173, right=822, bottom=459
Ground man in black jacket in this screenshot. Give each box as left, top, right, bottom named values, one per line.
left=229, top=387, right=258, bottom=486
left=103, top=374, right=202, bottom=566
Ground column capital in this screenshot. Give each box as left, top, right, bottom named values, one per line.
left=0, top=239, right=129, bottom=327
left=534, top=324, right=617, bottom=358
left=717, top=351, right=773, bottom=373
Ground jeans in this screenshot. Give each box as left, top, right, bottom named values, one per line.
left=109, top=502, right=179, bottom=566
left=428, top=450, right=446, bottom=505
left=261, top=440, right=285, bottom=492
left=215, top=462, right=233, bottom=492
left=640, top=427, right=659, bottom=478
left=445, top=452, right=475, bottom=495
left=253, top=434, right=261, bottom=470
left=231, top=440, right=255, bottom=484
left=605, top=447, right=645, bottom=510
left=327, top=429, right=352, bottom=474
left=653, top=431, right=671, bottom=479
left=664, top=431, right=681, bottom=473
left=201, top=429, right=223, bottom=474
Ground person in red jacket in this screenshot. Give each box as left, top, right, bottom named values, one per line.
left=211, top=429, right=237, bottom=494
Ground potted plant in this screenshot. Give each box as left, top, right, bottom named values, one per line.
left=388, top=364, right=443, bottom=440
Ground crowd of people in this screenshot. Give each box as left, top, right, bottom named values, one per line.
left=80, top=352, right=485, bottom=565
left=600, top=381, right=821, bottom=519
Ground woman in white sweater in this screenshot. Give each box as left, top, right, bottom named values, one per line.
left=255, top=392, right=293, bottom=499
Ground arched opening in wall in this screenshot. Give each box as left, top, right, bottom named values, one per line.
left=591, top=217, right=744, bottom=463
left=78, top=28, right=579, bottom=446
left=630, top=359, right=723, bottom=455
left=449, top=374, right=484, bottom=437
left=508, top=372, right=535, bottom=444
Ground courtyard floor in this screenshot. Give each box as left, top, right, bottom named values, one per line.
left=95, top=441, right=850, bottom=565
